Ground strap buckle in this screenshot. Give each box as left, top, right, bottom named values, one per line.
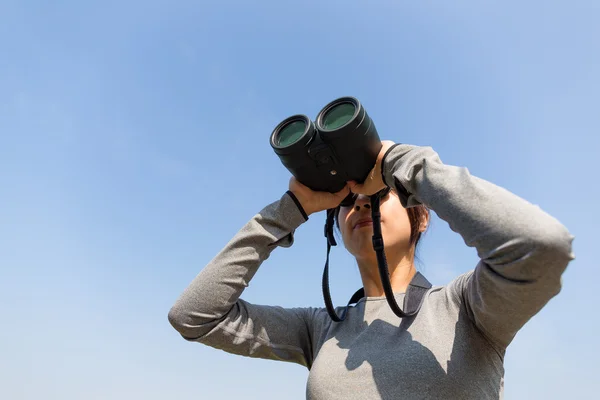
left=372, top=236, right=384, bottom=251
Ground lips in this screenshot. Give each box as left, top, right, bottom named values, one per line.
left=353, top=217, right=373, bottom=229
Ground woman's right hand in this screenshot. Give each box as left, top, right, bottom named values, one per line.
left=288, top=177, right=350, bottom=217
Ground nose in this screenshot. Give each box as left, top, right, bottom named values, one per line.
left=354, top=194, right=371, bottom=211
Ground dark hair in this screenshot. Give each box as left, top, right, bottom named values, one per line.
left=405, top=205, right=430, bottom=248
left=333, top=197, right=430, bottom=250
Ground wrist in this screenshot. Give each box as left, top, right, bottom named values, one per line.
left=285, top=190, right=310, bottom=220
left=380, top=143, right=401, bottom=187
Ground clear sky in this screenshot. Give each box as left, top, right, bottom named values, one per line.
left=1, top=1, right=598, bottom=399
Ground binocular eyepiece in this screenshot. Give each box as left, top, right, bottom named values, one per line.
left=270, top=97, right=382, bottom=194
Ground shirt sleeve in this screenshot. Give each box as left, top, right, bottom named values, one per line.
left=167, top=191, right=326, bottom=368
left=381, top=144, right=575, bottom=351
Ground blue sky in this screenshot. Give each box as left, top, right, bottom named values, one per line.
left=1, top=1, right=598, bottom=399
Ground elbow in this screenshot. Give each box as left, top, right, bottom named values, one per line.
left=167, top=305, right=188, bottom=336
left=167, top=304, right=205, bottom=340
left=487, top=219, right=575, bottom=282
left=168, top=302, right=223, bottom=340
left=540, top=220, right=574, bottom=259
left=531, top=219, right=575, bottom=274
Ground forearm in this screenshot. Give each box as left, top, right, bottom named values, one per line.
left=168, top=191, right=308, bottom=339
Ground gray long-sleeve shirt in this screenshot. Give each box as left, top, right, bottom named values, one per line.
left=168, top=144, right=575, bottom=399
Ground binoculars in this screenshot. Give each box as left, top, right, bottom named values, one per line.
left=270, top=97, right=382, bottom=197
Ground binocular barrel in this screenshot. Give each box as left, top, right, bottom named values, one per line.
left=270, top=97, right=382, bottom=193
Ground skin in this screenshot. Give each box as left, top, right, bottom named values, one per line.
left=290, top=140, right=428, bottom=297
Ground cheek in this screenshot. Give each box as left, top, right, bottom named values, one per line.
left=381, top=203, right=412, bottom=244
left=337, top=209, right=354, bottom=247
left=338, top=209, right=350, bottom=236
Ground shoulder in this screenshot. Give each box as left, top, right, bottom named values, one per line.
left=423, top=270, right=475, bottom=311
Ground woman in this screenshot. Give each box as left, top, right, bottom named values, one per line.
left=168, top=141, right=574, bottom=399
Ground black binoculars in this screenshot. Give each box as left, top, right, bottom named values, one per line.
left=270, top=97, right=382, bottom=199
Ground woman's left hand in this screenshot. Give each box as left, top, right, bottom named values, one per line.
left=347, top=140, right=395, bottom=195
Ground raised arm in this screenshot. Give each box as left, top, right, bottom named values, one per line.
left=381, top=143, right=575, bottom=350
left=167, top=191, right=326, bottom=368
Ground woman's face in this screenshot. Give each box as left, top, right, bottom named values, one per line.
left=337, top=190, right=415, bottom=261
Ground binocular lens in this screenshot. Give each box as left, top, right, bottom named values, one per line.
left=276, top=120, right=306, bottom=147
left=270, top=96, right=380, bottom=194
left=321, top=102, right=356, bottom=130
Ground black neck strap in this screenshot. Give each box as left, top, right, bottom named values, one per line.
left=322, top=194, right=432, bottom=322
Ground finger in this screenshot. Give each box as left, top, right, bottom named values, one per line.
left=347, top=180, right=364, bottom=194
left=332, top=184, right=350, bottom=199
left=291, top=176, right=307, bottom=189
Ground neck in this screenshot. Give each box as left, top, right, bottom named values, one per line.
left=356, top=250, right=416, bottom=298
